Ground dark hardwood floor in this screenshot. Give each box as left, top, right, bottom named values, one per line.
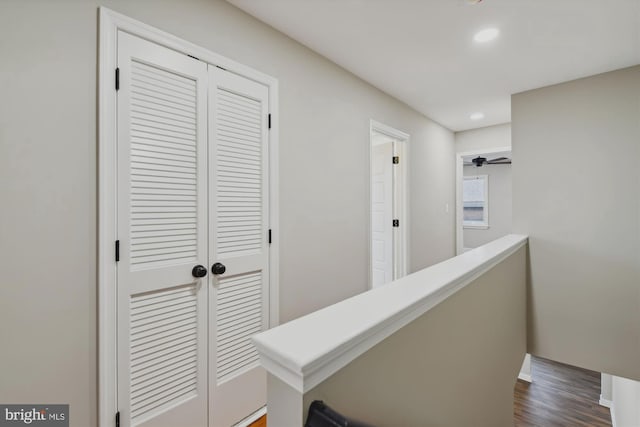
left=514, top=356, right=612, bottom=427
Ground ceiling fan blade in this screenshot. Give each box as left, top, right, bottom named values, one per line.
left=487, top=160, right=512, bottom=164
left=488, top=157, right=509, bottom=162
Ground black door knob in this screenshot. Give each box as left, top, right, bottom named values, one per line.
left=192, top=265, right=208, bottom=278
left=211, top=262, right=226, bottom=275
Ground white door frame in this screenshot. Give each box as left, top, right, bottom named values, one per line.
left=455, top=146, right=510, bottom=255
left=98, top=8, right=279, bottom=427
left=368, top=120, right=409, bottom=288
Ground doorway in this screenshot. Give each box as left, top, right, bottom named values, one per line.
left=455, top=147, right=512, bottom=254
left=369, top=120, right=408, bottom=288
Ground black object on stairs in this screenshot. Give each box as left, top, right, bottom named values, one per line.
left=305, top=401, right=375, bottom=427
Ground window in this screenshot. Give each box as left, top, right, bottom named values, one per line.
left=463, top=175, right=489, bottom=228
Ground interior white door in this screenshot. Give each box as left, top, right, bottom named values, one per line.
left=208, top=66, right=270, bottom=427
left=391, top=140, right=402, bottom=280
left=371, top=141, right=394, bottom=287
left=116, top=31, right=209, bottom=427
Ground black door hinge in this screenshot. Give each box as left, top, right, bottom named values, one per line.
left=393, top=219, right=399, bottom=227
left=268, top=229, right=272, bottom=244
left=115, top=68, right=120, bottom=91
left=115, top=411, right=120, bottom=427
left=392, top=156, right=399, bottom=164
left=268, top=114, right=271, bottom=129
left=115, top=240, right=120, bottom=262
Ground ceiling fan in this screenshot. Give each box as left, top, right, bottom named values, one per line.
left=464, top=156, right=512, bottom=167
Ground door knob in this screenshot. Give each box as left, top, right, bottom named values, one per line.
left=192, top=265, right=208, bottom=278
left=211, top=262, right=226, bottom=275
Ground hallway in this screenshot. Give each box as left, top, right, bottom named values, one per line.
left=515, top=356, right=612, bottom=426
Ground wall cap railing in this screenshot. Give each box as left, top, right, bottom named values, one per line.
left=253, top=234, right=528, bottom=393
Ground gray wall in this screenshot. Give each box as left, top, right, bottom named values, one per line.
left=0, top=1, right=455, bottom=425
left=463, top=164, right=512, bottom=248
left=304, top=246, right=527, bottom=427
left=512, top=65, right=640, bottom=380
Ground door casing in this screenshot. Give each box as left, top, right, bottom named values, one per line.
left=98, top=8, right=280, bottom=427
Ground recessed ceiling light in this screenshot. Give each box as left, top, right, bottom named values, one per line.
left=473, top=28, right=499, bottom=43
left=470, top=112, right=485, bottom=120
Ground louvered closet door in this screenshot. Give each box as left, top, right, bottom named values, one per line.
left=208, top=67, right=270, bottom=427
left=116, top=31, right=208, bottom=427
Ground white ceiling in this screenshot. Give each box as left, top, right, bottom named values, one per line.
left=227, top=0, right=640, bottom=132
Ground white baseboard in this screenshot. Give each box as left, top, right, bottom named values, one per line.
left=518, top=372, right=532, bottom=383
left=599, top=395, right=616, bottom=427
left=610, top=405, right=617, bottom=427
left=599, top=394, right=613, bottom=408
left=234, top=406, right=266, bottom=427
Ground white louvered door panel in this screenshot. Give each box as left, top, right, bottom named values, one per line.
left=208, top=67, right=270, bottom=427
left=116, top=31, right=208, bottom=427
